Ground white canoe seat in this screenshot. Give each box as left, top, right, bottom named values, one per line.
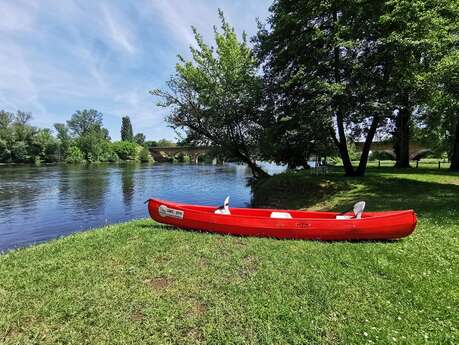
left=214, top=196, right=231, bottom=215
left=336, top=201, right=366, bottom=220
left=270, top=212, right=292, bottom=219
left=335, top=215, right=354, bottom=220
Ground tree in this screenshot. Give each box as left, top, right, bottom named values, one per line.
left=121, top=116, right=134, bottom=142
left=256, top=0, right=454, bottom=175
left=377, top=0, right=455, bottom=168
left=13, top=111, right=35, bottom=143
left=67, top=109, right=111, bottom=162
left=156, top=139, right=175, bottom=147
left=112, top=141, right=139, bottom=160
left=67, top=109, right=103, bottom=137
left=54, top=123, right=72, bottom=158
left=152, top=10, right=268, bottom=178
left=31, top=128, right=59, bottom=162
left=255, top=0, right=390, bottom=176
left=423, top=50, right=459, bottom=170
left=134, top=133, right=145, bottom=145
left=0, top=110, right=14, bottom=161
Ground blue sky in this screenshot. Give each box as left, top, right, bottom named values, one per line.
left=0, top=0, right=271, bottom=140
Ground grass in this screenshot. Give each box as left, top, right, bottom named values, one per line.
left=1, top=167, right=458, bottom=344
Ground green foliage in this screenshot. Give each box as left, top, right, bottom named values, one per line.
left=134, top=133, right=145, bottom=145
left=112, top=141, right=139, bottom=160
left=139, top=146, right=152, bottom=162
left=31, top=128, right=59, bottom=162
left=65, top=146, right=85, bottom=163
left=77, top=129, right=111, bottom=163
left=54, top=123, right=71, bottom=157
left=10, top=141, right=29, bottom=162
left=255, top=0, right=456, bottom=175
left=152, top=10, right=267, bottom=178
left=0, top=108, right=147, bottom=164
left=144, top=140, right=157, bottom=148
left=155, top=139, right=175, bottom=147
left=67, top=109, right=103, bottom=137
left=121, top=116, right=134, bottom=142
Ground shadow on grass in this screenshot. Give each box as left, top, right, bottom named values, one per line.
left=331, top=176, right=459, bottom=219
left=252, top=171, right=459, bottom=222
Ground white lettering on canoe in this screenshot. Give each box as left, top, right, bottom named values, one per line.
left=158, top=205, right=184, bottom=219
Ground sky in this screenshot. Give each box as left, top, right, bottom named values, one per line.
left=0, top=0, right=272, bottom=141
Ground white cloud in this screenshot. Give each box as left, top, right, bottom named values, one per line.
left=0, top=1, right=38, bottom=33
left=0, top=0, right=271, bottom=140
left=100, top=3, right=136, bottom=54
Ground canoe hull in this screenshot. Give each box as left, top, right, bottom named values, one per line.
left=147, top=199, right=417, bottom=241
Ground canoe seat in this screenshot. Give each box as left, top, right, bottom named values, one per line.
left=336, top=215, right=353, bottom=220
left=270, top=212, right=292, bottom=219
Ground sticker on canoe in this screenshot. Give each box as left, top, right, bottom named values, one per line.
left=158, top=205, right=184, bottom=219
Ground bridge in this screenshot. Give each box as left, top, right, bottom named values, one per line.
left=355, top=142, right=431, bottom=160
left=149, top=146, right=210, bottom=163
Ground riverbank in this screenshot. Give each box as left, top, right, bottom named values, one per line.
left=1, top=168, right=458, bottom=344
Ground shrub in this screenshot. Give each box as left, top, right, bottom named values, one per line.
left=112, top=141, right=139, bottom=160
left=139, top=147, right=152, bottom=162
left=11, top=141, right=29, bottom=162
left=65, top=146, right=85, bottom=163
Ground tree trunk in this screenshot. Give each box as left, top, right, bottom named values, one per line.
left=237, top=152, right=269, bottom=179
left=355, top=115, right=380, bottom=176
left=335, top=113, right=356, bottom=176
left=450, top=117, right=459, bottom=171
left=394, top=106, right=411, bottom=168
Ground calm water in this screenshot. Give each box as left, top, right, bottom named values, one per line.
left=0, top=163, right=284, bottom=251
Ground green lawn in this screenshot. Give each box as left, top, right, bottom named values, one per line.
left=1, top=167, right=458, bottom=344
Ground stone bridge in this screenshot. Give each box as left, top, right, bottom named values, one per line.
left=355, top=142, right=431, bottom=160
left=149, top=146, right=210, bottom=163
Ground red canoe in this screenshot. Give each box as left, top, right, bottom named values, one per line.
left=147, top=198, right=417, bottom=241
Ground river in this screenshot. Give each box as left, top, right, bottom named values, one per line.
left=0, top=162, right=284, bottom=251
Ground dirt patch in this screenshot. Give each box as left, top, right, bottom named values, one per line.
left=191, top=302, right=208, bottom=316
left=144, top=277, right=174, bottom=291
left=238, top=255, right=258, bottom=278
left=196, top=258, right=208, bottom=269
left=130, top=309, right=144, bottom=322
left=186, top=329, right=203, bottom=342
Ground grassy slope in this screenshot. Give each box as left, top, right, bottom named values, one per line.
left=0, top=167, right=458, bottom=344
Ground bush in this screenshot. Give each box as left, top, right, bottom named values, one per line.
left=11, top=141, right=29, bottom=162
left=139, top=147, right=152, bottom=162
left=112, top=141, right=139, bottom=160
left=100, top=150, right=119, bottom=162
left=65, top=146, right=85, bottom=163
left=0, top=139, right=11, bottom=162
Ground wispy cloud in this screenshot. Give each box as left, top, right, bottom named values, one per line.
left=101, top=3, right=136, bottom=54
left=0, top=0, right=271, bottom=140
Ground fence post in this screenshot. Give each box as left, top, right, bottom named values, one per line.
left=378, top=160, right=381, bottom=168
left=438, top=161, right=441, bottom=169
left=416, top=160, right=419, bottom=168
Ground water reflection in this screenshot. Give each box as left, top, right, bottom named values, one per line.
left=121, top=163, right=136, bottom=208
left=0, top=162, right=282, bottom=251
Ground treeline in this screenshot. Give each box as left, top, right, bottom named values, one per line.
left=0, top=109, right=160, bottom=164
left=153, top=2, right=458, bottom=176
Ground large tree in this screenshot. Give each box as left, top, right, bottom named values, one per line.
left=256, top=0, right=454, bottom=175
left=369, top=0, right=455, bottom=168
left=152, top=11, right=267, bottom=178
left=67, top=109, right=103, bottom=137
left=67, top=109, right=111, bottom=162
left=121, top=116, right=134, bottom=142
left=423, top=50, right=459, bottom=170
left=256, top=0, right=392, bottom=176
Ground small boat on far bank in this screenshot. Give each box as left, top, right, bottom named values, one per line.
left=147, top=198, right=416, bottom=241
